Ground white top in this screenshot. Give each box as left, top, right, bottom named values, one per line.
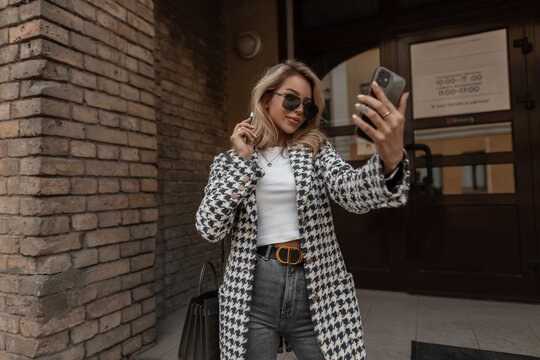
left=255, top=147, right=300, bottom=246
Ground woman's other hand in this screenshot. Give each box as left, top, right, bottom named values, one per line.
left=352, top=81, right=409, bottom=175
left=231, top=118, right=256, bottom=160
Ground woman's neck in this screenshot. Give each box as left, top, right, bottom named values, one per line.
left=272, top=132, right=287, bottom=147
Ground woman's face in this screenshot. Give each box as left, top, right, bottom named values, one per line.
left=266, top=74, right=313, bottom=143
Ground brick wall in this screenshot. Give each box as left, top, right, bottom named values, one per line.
left=0, top=0, right=158, bottom=358
left=153, top=0, right=228, bottom=318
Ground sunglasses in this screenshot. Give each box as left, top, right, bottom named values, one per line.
left=274, top=92, right=319, bottom=121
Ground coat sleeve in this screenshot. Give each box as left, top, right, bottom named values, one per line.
left=195, top=150, right=265, bottom=243
left=316, top=142, right=410, bottom=214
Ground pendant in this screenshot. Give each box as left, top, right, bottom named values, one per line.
left=267, top=163, right=272, bottom=167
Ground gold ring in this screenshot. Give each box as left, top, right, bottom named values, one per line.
left=382, top=111, right=391, bottom=118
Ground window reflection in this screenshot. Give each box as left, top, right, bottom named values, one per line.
left=417, top=163, right=515, bottom=195
left=414, top=122, right=513, bottom=157
left=321, top=47, right=380, bottom=161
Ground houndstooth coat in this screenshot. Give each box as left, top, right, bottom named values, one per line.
left=196, top=142, right=410, bottom=360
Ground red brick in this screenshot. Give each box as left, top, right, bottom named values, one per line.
left=0, top=121, right=18, bottom=138
left=97, top=144, right=119, bottom=160
left=21, top=39, right=84, bottom=68
left=140, top=179, right=158, bottom=192
left=85, top=324, right=130, bottom=357
left=131, top=223, right=157, bottom=240
left=98, top=178, right=120, bottom=193
left=122, top=334, right=142, bottom=355
left=36, top=253, right=71, bottom=274
left=121, top=271, right=141, bottom=290
left=99, top=311, right=121, bottom=333
left=85, top=259, right=130, bottom=284
left=0, top=235, right=19, bottom=254
left=0, top=314, right=19, bottom=333
left=88, top=0, right=126, bottom=20
left=72, top=213, right=98, bottom=231
left=120, top=241, right=140, bottom=257
left=71, top=104, right=98, bottom=124
left=71, top=286, right=98, bottom=307
left=71, top=178, right=98, bottom=195
left=72, top=249, right=98, bottom=269
left=142, top=297, right=156, bottom=314
left=86, top=227, right=130, bottom=247
left=141, top=327, right=156, bottom=345
left=87, top=194, right=128, bottom=212
left=40, top=0, right=84, bottom=32
left=40, top=157, right=85, bottom=176
left=120, top=304, right=141, bottom=323
left=20, top=233, right=81, bottom=256
left=5, top=331, right=69, bottom=357
left=140, top=150, right=157, bottom=163
left=129, top=194, right=155, bottom=208
left=99, top=344, right=122, bottom=360
left=20, top=307, right=84, bottom=337
left=128, top=132, right=156, bottom=149
left=98, top=244, right=119, bottom=263
left=86, top=160, right=129, bottom=177
left=87, top=292, right=131, bottom=319
left=132, top=283, right=153, bottom=301
left=70, top=320, right=98, bottom=344
left=71, top=140, right=96, bottom=158
left=120, top=147, right=139, bottom=162
left=86, top=125, right=128, bottom=146
left=140, top=208, right=158, bottom=222
left=19, top=196, right=86, bottom=216
left=120, top=179, right=139, bottom=193
left=131, top=313, right=155, bottom=335
left=0, top=275, right=19, bottom=293
left=98, top=210, right=121, bottom=227
left=98, top=110, right=121, bottom=127
left=129, top=163, right=156, bottom=178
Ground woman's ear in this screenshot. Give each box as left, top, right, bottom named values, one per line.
left=262, top=92, right=272, bottom=110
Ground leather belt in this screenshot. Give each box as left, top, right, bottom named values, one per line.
left=257, top=245, right=304, bottom=265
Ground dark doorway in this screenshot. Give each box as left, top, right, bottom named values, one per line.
left=287, top=0, right=540, bottom=301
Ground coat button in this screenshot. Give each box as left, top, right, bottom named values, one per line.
left=231, top=193, right=238, bottom=199
left=302, top=218, right=308, bottom=226
left=305, top=257, right=313, bottom=264
left=311, top=294, right=319, bottom=301
left=241, top=175, right=249, bottom=183
left=238, top=185, right=245, bottom=192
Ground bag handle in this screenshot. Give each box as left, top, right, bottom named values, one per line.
left=198, top=261, right=218, bottom=295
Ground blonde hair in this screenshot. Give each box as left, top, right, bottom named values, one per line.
left=249, top=60, right=327, bottom=157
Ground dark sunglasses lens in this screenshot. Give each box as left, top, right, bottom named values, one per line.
left=303, top=103, right=318, bottom=120
left=282, top=94, right=301, bottom=111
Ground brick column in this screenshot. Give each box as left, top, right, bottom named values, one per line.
left=0, top=0, right=157, bottom=358
left=153, top=0, right=227, bottom=318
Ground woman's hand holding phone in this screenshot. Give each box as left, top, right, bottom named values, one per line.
left=231, top=113, right=256, bottom=160
left=352, top=82, right=409, bottom=175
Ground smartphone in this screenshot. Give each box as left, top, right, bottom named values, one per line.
left=248, top=112, right=254, bottom=125
left=356, top=66, right=406, bottom=142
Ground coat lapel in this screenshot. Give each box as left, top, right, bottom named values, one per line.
left=287, top=143, right=313, bottom=223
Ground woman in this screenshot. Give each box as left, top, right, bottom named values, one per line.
left=196, top=60, right=410, bottom=360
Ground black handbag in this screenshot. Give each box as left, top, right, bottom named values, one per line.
left=178, top=262, right=220, bottom=360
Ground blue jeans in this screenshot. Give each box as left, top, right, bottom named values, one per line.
left=246, top=252, right=325, bottom=360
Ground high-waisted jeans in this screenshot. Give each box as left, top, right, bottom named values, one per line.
left=246, top=251, right=325, bottom=360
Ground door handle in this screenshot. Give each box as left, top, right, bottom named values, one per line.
left=405, top=143, right=433, bottom=191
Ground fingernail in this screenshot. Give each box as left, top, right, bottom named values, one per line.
left=357, top=94, right=364, bottom=98
left=352, top=114, right=358, bottom=119
left=360, top=105, right=369, bottom=113
left=372, top=81, right=379, bottom=87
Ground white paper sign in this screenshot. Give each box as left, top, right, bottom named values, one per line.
left=411, top=29, right=511, bottom=119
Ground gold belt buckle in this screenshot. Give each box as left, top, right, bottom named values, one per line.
left=276, top=246, right=303, bottom=265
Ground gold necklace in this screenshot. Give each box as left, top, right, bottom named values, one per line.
left=259, top=149, right=282, bottom=167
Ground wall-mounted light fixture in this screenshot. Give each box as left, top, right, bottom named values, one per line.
left=234, top=31, right=263, bottom=59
